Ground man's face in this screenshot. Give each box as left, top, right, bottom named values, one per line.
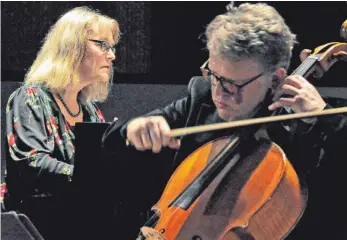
left=209, top=55, right=273, bottom=121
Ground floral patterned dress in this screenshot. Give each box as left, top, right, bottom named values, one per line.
left=5, top=84, right=105, bottom=201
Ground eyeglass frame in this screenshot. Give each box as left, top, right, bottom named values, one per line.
left=88, top=39, right=116, bottom=55
left=200, top=59, right=265, bottom=93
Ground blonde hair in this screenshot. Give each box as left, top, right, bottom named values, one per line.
left=205, top=2, right=296, bottom=72
left=25, top=6, right=120, bottom=102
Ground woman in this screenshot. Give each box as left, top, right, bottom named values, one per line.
left=5, top=6, right=120, bottom=239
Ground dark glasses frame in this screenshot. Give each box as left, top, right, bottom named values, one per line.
left=200, top=59, right=264, bottom=93
left=89, top=39, right=116, bottom=55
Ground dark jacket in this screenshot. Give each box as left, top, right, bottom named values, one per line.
left=102, top=76, right=347, bottom=239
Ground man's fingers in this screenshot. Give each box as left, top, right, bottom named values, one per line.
left=283, top=75, right=306, bottom=89
left=158, top=119, right=171, bottom=147
left=140, top=127, right=152, bottom=149
left=127, top=116, right=174, bottom=153
left=168, top=138, right=181, bottom=149
left=268, top=97, right=296, bottom=111
left=273, top=84, right=301, bottom=101
left=148, top=122, right=163, bottom=153
left=128, top=133, right=145, bottom=151
left=300, top=49, right=312, bottom=62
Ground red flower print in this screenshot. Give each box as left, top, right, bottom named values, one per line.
left=55, top=135, right=62, bottom=146
left=7, top=133, right=16, bottom=147
left=46, top=121, right=53, bottom=135
left=27, top=87, right=37, bottom=95
left=50, top=115, right=59, bottom=131
left=65, top=121, right=71, bottom=131
left=50, top=115, right=57, bottom=125
left=28, top=149, right=38, bottom=157
left=96, top=109, right=105, bottom=122
left=1, top=183, right=7, bottom=203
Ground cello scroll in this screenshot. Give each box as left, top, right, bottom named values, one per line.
left=299, top=19, right=347, bottom=78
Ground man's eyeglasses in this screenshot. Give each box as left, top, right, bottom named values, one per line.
left=89, top=39, right=116, bottom=54
left=200, top=59, right=264, bottom=94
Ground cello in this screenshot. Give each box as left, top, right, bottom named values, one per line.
left=136, top=20, right=347, bottom=240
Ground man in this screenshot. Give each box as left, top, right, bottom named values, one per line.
left=103, top=2, right=346, bottom=239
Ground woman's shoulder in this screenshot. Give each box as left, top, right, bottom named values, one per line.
left=7, top=83, right=53, bottom=106
left=11, top=83, right=50, bottom=97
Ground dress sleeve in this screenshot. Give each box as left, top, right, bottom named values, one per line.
left=6, top=86, right=74, bottom=186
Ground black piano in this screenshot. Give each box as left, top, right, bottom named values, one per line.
left=72, top=122, right=164, bottom=240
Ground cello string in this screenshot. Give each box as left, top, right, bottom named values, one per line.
left=139, top=137, right=238, bottom=233
left=294, top=57, right=317, bottom=76
left=291, top=57, right=311, bottom=75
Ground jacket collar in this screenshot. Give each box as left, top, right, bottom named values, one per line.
left=195, top=102, right=224, bottom=127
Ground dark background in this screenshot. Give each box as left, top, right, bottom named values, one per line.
left=1, top=1, right=347, bottom=87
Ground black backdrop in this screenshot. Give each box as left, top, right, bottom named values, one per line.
left=1, top=1, right=347, bottom=86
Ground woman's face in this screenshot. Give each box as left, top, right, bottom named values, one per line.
left=79, top=26, right=116, bottom=86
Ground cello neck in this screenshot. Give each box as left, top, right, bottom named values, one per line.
left=291, top=55, right=319, bottom=78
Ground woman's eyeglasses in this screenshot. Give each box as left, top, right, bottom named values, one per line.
left=89, top=39, right=116, bottom=55
left=200, top=59, right=264, bottom=94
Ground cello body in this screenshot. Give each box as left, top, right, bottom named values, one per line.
left=145, top=136, right=307, bottom=240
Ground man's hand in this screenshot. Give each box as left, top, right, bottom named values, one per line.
left=126, top=116, right=181, bottom=153
left=269, top=74, right=326, bottom=113
left=269, top=48, right=326, bottom=113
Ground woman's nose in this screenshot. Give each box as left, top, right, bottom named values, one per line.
left=107, top=49, right=116, bottom=61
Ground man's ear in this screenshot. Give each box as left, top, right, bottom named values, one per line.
left=272, top=76, right=280, bottom=90
left=271, top=68, right=286, bottom=93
